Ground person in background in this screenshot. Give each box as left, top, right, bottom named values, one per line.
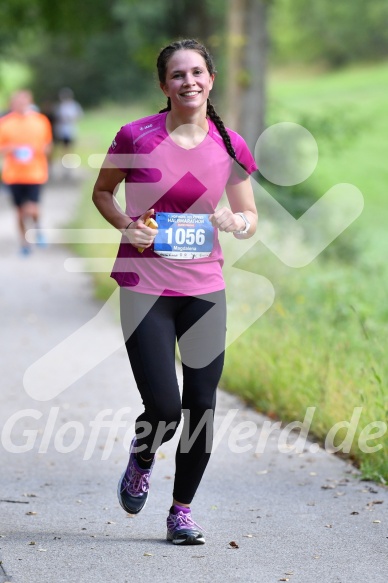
left=54, top=87, right=83, bottom=153
left=0, top=90, right=52, bottom=255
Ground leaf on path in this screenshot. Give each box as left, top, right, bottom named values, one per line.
left=25, top=511, right=37, bottom=515
left=243, top=534, right=253, bottom=538
left=28, top=541, right=36, bottom=545
left=321, top=484, right=335, bottom=490
left=369, top=500, right=383, bottom=506
left=324, top=524, right=332, bottom=528
left=373, top=520, right=381, bottom=524
left=192, top=555, right=206, bottom=558
left=256, top=470, right=268, bottom=475
left=279, top=579, right=289, bottom=581
left=210, top=505, right=218, bottom=510
left=23, top=493, right=37, bottom=497
left=285, top=572, right=294, bottom=575
left=350, top=512, right=359, bottom=515
left=38, top=548, right=47, bottom=552
left=106, top=521, right=116, bottom=524
left=143, top=552, right=153, bottom=556
left=229, top=541, right=239, bottom=549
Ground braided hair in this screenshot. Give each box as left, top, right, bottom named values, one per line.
left=157, top=39, right=248, bottom=176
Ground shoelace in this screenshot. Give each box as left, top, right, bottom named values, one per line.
left=168, top=511, right=204, bottom=533
left=125, top=465, right=151, bottom=494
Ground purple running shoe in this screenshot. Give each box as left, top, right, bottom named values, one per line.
left=117, top=437, right=154, bottom=515
left=166, top=505, right=205, bottom=545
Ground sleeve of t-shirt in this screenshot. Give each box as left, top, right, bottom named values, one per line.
left=227, top=131, right=258, bottom=185
left=43, top=116, right=53, bottom=144
left=107, top=124, right=134, bottom=173
left=0, top=118, right=7, bottom=147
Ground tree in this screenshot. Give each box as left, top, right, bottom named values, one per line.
left=240, top=0, right=270, bottom=149
left=225, top=0, right=270, bottom=149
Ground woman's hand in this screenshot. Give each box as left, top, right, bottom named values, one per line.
left=209, top=208, right=245, bottom=233
left=124, top=209, right=158, bottom=249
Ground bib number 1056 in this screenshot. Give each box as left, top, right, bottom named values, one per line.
left=165, top=227, right=206, bottom=246
left=153, top=212, right=214, bottom=260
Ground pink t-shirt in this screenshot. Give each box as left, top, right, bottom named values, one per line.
left=107, top=111, right=257, bottom=296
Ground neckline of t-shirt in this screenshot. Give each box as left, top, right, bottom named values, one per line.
left=162, top=111, right=214, bottom=151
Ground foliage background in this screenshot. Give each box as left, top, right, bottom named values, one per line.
left=2, top=0, right=388, bottom=108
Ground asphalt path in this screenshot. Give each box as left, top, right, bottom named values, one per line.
left=0, top=172, right=387, bottom=583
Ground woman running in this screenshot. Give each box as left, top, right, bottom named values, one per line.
left=92, top=39, right=258, bottom=545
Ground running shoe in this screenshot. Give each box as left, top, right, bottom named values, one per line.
left=117, top=437, right=154, bottom=515
left=166, top=505, right=205, bottom=545
left=20, top=245, right=32, bottom=256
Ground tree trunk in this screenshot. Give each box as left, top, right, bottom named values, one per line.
left=225, top=0, right=269, bottom=151
left=241, top=0, right=269, bottom=151
left=225, top=0, right=246, bottom=130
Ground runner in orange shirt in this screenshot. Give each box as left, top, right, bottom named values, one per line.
left=0, top=90, right=52, bottom=254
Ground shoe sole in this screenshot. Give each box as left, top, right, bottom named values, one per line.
left=117, top=470, right=147, bottom=516
left=166, top=531, right=205, bottom=545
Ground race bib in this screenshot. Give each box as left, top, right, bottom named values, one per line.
left=154, top=213, right=214, bottom=260
left=14, top=146, right=33, bottom=162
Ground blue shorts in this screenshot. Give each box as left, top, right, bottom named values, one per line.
left=8, top=184, right=41, bottom=207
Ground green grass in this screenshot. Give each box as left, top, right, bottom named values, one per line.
left=222, top=61, right=388, bottom=482
left=72, top=62, right=388, bottom=483
left=75, top=103, right=150, bottom=163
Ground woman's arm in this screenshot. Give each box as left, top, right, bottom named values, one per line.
left=92, top=158, right=158, bottom=249
left=92, top=159, right=129, bottom=231
left=209, top=176, right=258, bottom=239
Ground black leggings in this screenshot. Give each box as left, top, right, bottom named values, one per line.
left=120, top=288, right=226, bottom=504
